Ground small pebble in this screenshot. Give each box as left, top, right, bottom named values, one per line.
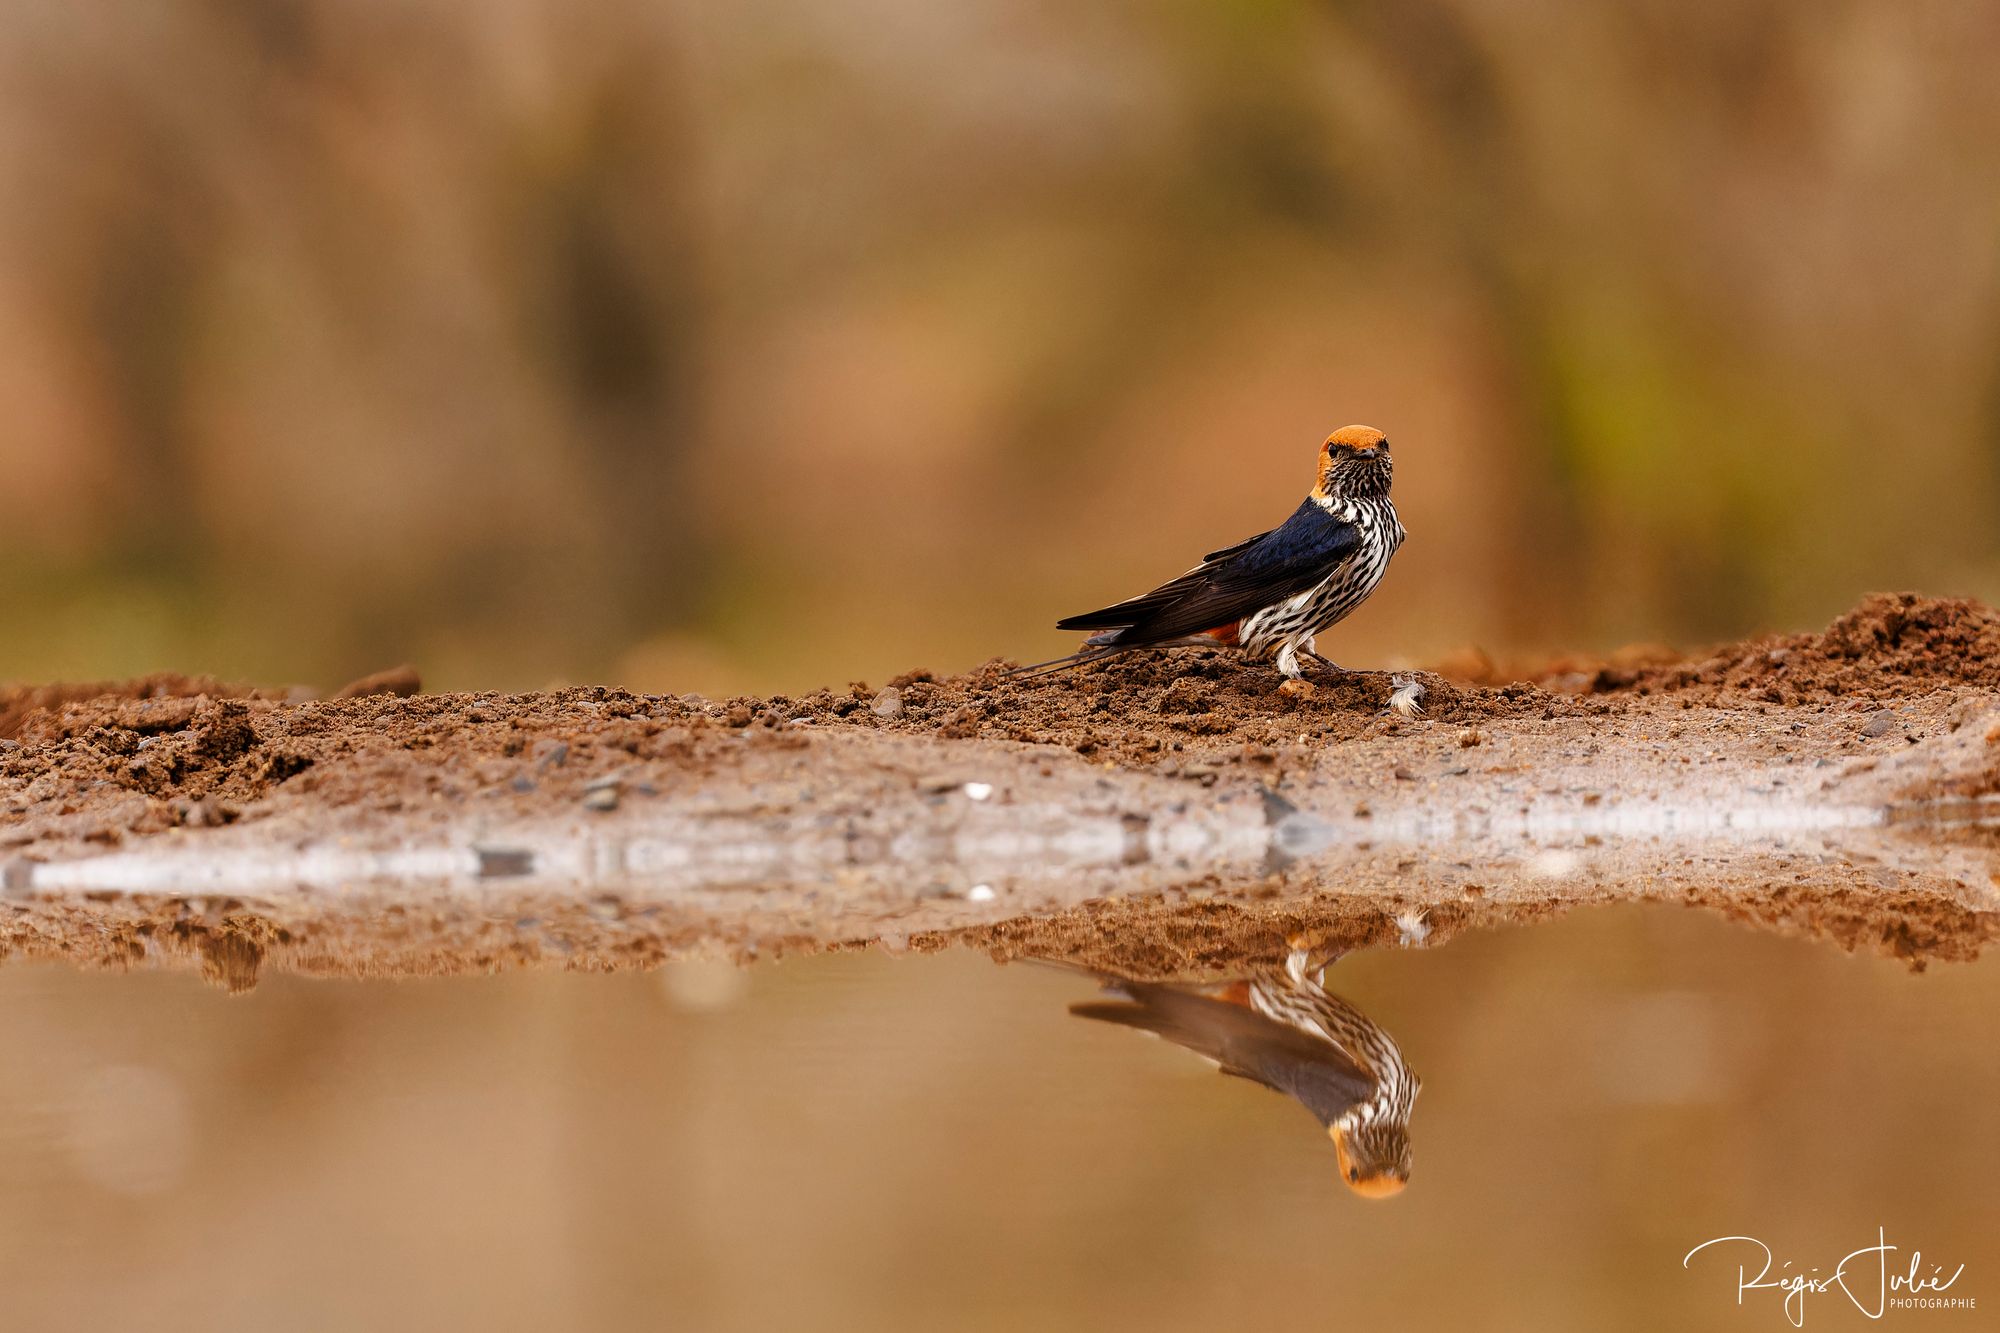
left=1861, top=710, right=1902, bottom=739
left=582, top=786, right=620, bottom=812
left=1458, top=729, right=1484, bottom=748
left=966, top=884, right=997, bottom=903
left=872, top=687, right=905, bottom=719
left=963, top=782, right=993, bottom=801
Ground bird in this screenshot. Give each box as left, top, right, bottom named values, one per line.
left=1069, top=946, right=1419, bottom=1198
left=1019, top=425, right=1405, bottom=681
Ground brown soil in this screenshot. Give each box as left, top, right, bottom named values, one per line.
left=3, top=594, right=1997, bottom=986
left=1586, top=593, right=2000, bottom=700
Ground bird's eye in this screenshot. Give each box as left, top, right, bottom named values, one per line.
left=1347, top=1168, right=1360, bottom=1182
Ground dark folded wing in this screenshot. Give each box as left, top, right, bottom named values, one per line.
left=1071, top=980, right=1374, bottom=1128
left=1201, top=530, right=1273, bottom=564
left=1055, top=500, right=1360, bottom=647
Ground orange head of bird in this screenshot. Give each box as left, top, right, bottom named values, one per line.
left=1330, top=1118, right=1412, bottom=1199
left=1315, top=425, right=1393, bottom=501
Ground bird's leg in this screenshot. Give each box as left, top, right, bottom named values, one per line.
left=1274, top=643, right=1305, bottom=680
left=1284, top=933, right=1345, bottom=986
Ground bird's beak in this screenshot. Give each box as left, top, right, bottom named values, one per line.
left=1331, top=1127, right=1407, bottom=1199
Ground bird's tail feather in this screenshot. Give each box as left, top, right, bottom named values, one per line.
left=1054, top=606, right=1142, bottom=632
left=1001, top=645, right=1123, bottom=681
left=1002, top=633, right=1236, bottom=682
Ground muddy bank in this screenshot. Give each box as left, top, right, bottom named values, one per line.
left=2, top=594, right=1997, bottom=986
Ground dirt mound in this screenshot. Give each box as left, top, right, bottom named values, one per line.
left=770, top=649, right=1573, bottom=769
left=4, top=594, right=1997, bottom=852
left=0, top=673, right=276, bottom=742
left=0, top=664, right=420, bottom=744
left=1585, top=594, right=2000, bottom=702
left=0, top=686, right=741, bottom=848
left=768, top=595, right=2000, bottom=765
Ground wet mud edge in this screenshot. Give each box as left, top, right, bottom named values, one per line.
left=2, top=594, right=1998, bottom=988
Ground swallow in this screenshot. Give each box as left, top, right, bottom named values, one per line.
left=1019, top=425, right=1404, bottom=681
left=1070, top=947, right=1419, bottom=1197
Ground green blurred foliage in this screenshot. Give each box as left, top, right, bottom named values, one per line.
left=2, top=0, right=1998, bottom=695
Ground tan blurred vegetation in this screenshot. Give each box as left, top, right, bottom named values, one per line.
left=4, top=0, right=2000, bottom=696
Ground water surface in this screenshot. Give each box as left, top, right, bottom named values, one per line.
left=0, top=902, right=1990, bottom=1331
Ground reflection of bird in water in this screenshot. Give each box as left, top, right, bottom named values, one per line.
left=1070, top=947, right=1419, bottom=1198
left=1017, top=426, right=1405, bottom=682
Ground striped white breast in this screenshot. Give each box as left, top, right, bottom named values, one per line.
left=1238, top=497, right=1403, bottom=656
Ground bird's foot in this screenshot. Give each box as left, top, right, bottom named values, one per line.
left=1303, top=649, right=1362, bottom=684
left=1275, top=646, right=1317, bottom=697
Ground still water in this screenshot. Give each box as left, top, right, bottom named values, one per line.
left=0, top=902, right=1990, bottom=1332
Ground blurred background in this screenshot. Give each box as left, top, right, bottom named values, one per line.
left=5, top=9, right=1998, bottom=1330
left=5, top=0, right=2000, bottom=696
left=0, top=906, right=1992, bottom=1332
